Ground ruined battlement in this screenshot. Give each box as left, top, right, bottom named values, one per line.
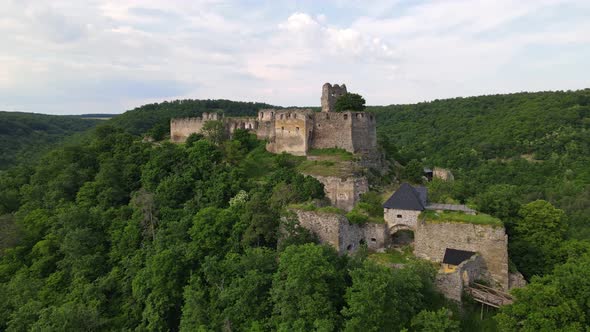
left=171, top=84, right=377, bottom=156
left=321, top=83, right=347, bottom=113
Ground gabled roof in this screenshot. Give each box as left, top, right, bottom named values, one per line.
left=383, top=183, right=428, bottom=211
left=443, top=248, right=475, bottom=266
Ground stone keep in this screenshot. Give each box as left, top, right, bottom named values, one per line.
left=170, top=83, right=377, bottom=156
left=321, top=83, right=347, bottom=113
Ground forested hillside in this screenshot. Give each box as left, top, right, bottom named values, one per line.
left=0, top=91, right=589, bottom=331
left=371, top=89, right=590, bottom=239
left=0, top=112, right=102, bottom=170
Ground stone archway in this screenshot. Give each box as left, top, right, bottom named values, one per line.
left=389, top=225, right=415, bottom=247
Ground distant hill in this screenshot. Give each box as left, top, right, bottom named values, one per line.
left=107, top=99, right=276, bottom=137
left=0, top=111, right=102, bottom=169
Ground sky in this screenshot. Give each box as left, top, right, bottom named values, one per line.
left=1, top=0, right=589, bottom=115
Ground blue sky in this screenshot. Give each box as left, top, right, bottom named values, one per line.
left=1, top=0, right=589, bottom=115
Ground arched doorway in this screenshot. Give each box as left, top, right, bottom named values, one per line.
left=389, top=225, right=415, bottom=247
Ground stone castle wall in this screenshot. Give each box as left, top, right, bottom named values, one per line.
left=294, top=210, right=388, bottom=254
left=311, top=112, right=354, bottom=151
left=266, top=110, right=313, bottom=156
left=414, top=221, right=509, bottom=289
left=312, top=175, right=369, bottom=212
left=384, top=208, right=421, bottom=232
left=436, top=254, right=487, bottom=302
left=170, top=117, right=205, bottom=143
left=351, top=112, right=377, bottom=153
left=171, top=109, right=377, bottom=156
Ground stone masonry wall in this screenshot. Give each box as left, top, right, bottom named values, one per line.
left=311, top=112, right=354, bottom=152
left=436, top=254, right=486, bottom=302
left=351, top=112, right=377, bottom=154
left=415, top=221, right=509, bottom=289
left=312, top=175, right=369, bottom=212
left=384, top=209, right=421, bottom=232
left=170, top=118, right=205, bottom=143
left=267, top=110, right=312, bottom=156
left=321, top=83, right=347, bottom=113
left=295, top=210, right=388, bottom=254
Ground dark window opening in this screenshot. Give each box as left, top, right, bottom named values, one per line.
left=344, top=114, right=348, bottom=120
left=370, top=238, right=377, bottom=243
left=347, top=244, right=353, bottom=251
left=397, top=214, right=402, bottom=218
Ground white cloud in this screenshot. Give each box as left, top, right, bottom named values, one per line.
left=0, top=0, right=589, bottom=114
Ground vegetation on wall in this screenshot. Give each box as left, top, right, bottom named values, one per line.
left=334, top=93, right=366, bottom=113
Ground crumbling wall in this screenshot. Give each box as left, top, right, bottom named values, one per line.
left=415, top=221, right=509, bottom=289
left=170, top=118, right=205, bottom=143
left=433, top=167, right=454, bottom=181
left=225, top=117, right=258, bottom=135
left=321, top=83, right=347, bottom=113
left=266, top=110, right=312, bottom=156
left=294, top=210, right=388, bottom=254
left=351, top=112, right=377, bottom=154
left=363, top=222, right=389, bottom=250
left=312, top=175, right=368, bottom=211
left=311, top=112, right=354, bottom=152
left=436, top=254, right=487, bottom=302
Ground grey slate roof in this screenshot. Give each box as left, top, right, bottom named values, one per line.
left=383, top=183, right=428, bottom=211
left=443, top=248, right=475, bottom=266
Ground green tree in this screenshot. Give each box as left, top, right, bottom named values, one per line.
left=334, top=93, right=366, bottom=112
left=410, top=308, right=460, bottom=332
left=475, top=184, right=521, bottom=220
left=271, top=243, right=345, bottom=331
left=201, top=120, right=227, bottom=145
left=402, top=159, right=424, bottom=184
left=495, top=253, right=590, bottom=331
left=511, top=200, right=566, bottom=278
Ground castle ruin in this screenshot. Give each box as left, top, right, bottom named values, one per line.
left=321, top=83, right=347, bottom=113
left=170, top=84, right=375, bottom=157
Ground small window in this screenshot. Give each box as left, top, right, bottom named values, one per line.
left=271, top=112, right=274, bottom=117
left=344, top=114, right=348, bottom=120
left=248, top=124, right=252, bottom=129
left=347, top=244, right=353, bottom=251
left=287, top=113, right=291, bottom=119
left=281, top=126, right=284, bottom=131
left=397, top=214, right=403, bottom=218
left=296, top=127, right=299, bottom=132
left=260, top=112, right=264, bottom=119
left=370, top=238, right=377, bottom=243
left=326, top=114, right=330, bottom=119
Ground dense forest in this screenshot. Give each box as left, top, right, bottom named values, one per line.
left=0, top=91, right=589, bottom=331
left=0, top=112, right=102, bottom=170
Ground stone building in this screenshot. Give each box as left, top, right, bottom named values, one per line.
left=294, top=182, right=524, bottom=300
left=170, top=83, right=377, bottom=157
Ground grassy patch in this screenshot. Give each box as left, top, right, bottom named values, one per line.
left=421, top=210, right=503, bottom=227
left=368, top=247, right=414, bottom=265
left=298, top=160, right=359, bottom=178
left=307, top=148, right=354, bottom=161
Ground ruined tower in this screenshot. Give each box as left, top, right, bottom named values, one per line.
left=321, top=83, right=347, bottom=112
